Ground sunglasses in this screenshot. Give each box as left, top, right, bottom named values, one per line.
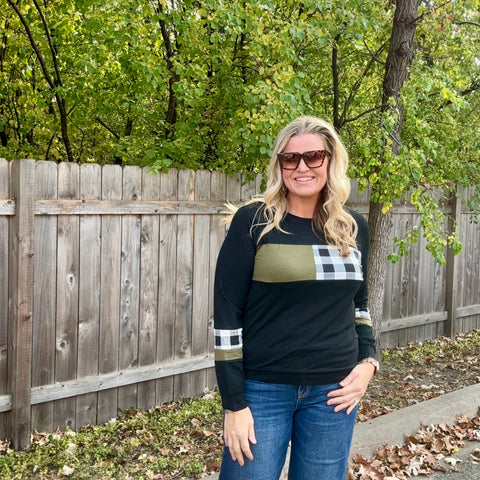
left=277, top=150, right=330, bottom=170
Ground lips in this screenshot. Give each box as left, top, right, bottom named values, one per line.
left=295, top=176, right=315, bottom=183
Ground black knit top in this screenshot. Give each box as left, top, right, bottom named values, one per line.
left=214, top=202, right=376, bottom=411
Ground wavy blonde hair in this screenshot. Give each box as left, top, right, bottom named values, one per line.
left=251, top=116, right=357, bottom=256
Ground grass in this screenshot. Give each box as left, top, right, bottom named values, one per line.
left=0, top=395, right=224, bottom=479
left=1, top=329, right=479, bottom=479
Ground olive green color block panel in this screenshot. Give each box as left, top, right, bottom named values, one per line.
left=253, top=244, right=316, bottom=283
left=214, top=348, right=243, bottom=362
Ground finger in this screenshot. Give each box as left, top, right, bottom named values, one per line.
left=339, top=374, right=355, bottom=387
left=241, top=441, right=254, bottom=462
left=248, top=423, right=257, bottom=445
left=229, top=443, right=244, bottom=465
left=327, top=387, right=344, bottom=398
left=236, top=452, right=245, bottom=466
left=327, top=393, right=352, bottom=405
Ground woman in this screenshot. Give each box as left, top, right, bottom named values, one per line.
left=214, top=116, right=378, bottom=480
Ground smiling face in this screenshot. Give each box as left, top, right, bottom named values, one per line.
left=281, top=133, right=329, bottom=217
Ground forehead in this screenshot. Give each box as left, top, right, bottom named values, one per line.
left=283, top=134, right=325, bottom=153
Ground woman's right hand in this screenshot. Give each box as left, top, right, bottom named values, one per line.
left=223, top=407, right=257, bottom=466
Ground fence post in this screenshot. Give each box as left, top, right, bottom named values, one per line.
left=445, top=188, right=460, bottom=339
left=7, top=159, right=35, bottom=449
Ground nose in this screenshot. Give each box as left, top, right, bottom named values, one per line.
left=296, top=158, right=309, bottom=171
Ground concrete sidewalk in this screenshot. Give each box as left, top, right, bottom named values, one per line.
left=205, top=383, right=480, bottom=479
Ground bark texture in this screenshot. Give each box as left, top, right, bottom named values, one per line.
left=368, top=0, right=420, bottom=347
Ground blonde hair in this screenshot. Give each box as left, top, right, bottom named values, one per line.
left=230, top=116, right=358, bottom=256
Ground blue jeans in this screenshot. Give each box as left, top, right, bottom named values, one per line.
left=219, top=380, right=357, bottom=480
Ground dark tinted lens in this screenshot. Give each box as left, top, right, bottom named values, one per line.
left=304, top=150, right=326, bottom=167
left=278, top=152, right=300, bottom=169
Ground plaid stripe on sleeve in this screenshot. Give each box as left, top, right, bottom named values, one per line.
left=214, top=328, right=243, bottom=361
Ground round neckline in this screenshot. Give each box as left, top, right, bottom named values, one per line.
left=285, top=212, right=313, bottom=222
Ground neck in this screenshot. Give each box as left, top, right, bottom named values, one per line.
left=286, top=197, right=319, bottom=219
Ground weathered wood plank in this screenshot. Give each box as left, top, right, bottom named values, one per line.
left=445, top=193, right=460, bottom=338
left=174, top=170, right=195, bottom=398
left=31, top=355, right=214, bottom=405
left=98, top=165, right=122, bottom=424
left=55, top=162, right=80, bottom=432
left=381, top=311, right=448, bottom=332
left=7, top=159, right=35, bottom=449
left=207, top=171, right=227, bottom=388
left=31, top=161, right=57, bottom=434
left=0, top=199, right=14, bottom=215
left=191, top=170, right=211, bottom=394
left=0, top=395, right=12, bottom=414
left=137, top=169, right=160, bottom=411
left=156, top=169, right=177, bottom=404
left=76, top=164, right=102, bottom=428
left=457, top=304, right=480, bottom=318
left=34, top=199, right=231, bottom=215
left=0, top=159, right=9, bottom=438
left=240, top=173, right=256, bottom=202
left=118, top=166, right=142, bottom=410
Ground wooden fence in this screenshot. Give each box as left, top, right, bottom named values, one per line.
left=0, top=159, right=479, bottom=449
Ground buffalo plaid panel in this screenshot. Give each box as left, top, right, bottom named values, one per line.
left=214, top=328, right=243, bottom=350
left=312, top=245, right=363, bottom=281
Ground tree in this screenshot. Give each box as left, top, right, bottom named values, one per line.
left=367, top=0, right=422, bottom=347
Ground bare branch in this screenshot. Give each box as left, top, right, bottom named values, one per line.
left=453, top=20, right=480, bottom=28
left=32, top=0, right=62, bottom=86
left=6, top=0, right=55, bottom=90
left=95, top=118, right=120, bottom=139
left=344, top=106, right=382, bottom=124
left=339, top=42, right=387, bottom=128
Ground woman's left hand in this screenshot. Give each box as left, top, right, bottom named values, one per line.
left=326, top=362, right=375, bottom=414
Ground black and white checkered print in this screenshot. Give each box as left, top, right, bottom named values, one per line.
left=312, top=245, right=363, bottom=281
left=355, top=307, right=371, bottom=320
left=214, top=328, right=243, bottom=350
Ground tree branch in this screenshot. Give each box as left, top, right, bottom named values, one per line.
left=453, top=20, right=480, bottom=29
left=32, top=0, right=62, bottom=87
left=344, top=105, right=382, bottom=124
left=332, top=32, right=342, bottom=130
left=339, top=42, right=387, bottom=128
left=6, top=0, right=55, bottom=90
left=95, top=118, right=120, bottom=139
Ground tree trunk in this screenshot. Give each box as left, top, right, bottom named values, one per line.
left=157, top=1, right=179, bottom=139
left=367, top=0, right=420, bottom=348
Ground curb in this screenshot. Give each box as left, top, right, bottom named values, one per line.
left=203, top=383, right=480, bottom=479
left=350, top=382, right=480, bottom=459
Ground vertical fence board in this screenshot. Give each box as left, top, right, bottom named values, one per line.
left=174, top=170, right=195, bottom=398
left=465, top=205, right=479, bottom=330
left=207, top=171, right=227, bottom=387
left=7, top=159, right=35, bottom=449
left=76, top=164, right=102, bottom=428
left=138, top=169, right=160, bottom=410
left=98, top=165, right=122, bottom=424
left=191, top=170, right=212, bottom=393
left=445, top=194, right=460, bottom=338
left=118, top=166, right=142, bottom=410
left=456, top=210, right=466, bottom=332
left=0, top=159, right=9, bottom=439
left=55, top=163, right=80, bottom=431
left=31, top=161, right=58, bottom=433
left=156, top=169, right=177, bottom=403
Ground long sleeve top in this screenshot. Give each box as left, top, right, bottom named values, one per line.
left=214, top=202, right=376, bottom=411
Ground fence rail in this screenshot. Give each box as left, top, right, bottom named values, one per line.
left=1, top=158, right=479, bottom=449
